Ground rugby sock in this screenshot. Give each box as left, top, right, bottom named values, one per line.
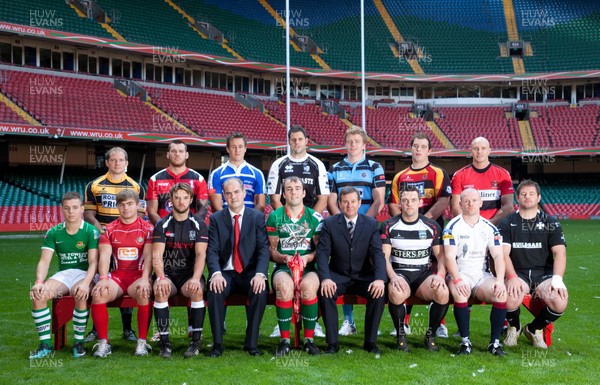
left=276, top=299, right=293, bottom=340
left=190, top=301, right=206, bottom=342
left=453, top=302, right=470, bottom=338
left=388, top=303, right=406, bottom=336
left=428, top=302, right=449, bottom=336
left=506, top=307, right=521, bottom=328
left=530, top=306, right=563, bottom=332
left=32, top=307, right=51, bottom=343
left=91, top=303, right=109, bottom=340
left=137, top=304, right=151, bottom=340
left=120, top=307, right=133, bottom=332
left=404, top=304, right=413, bottom=326
left=342, top=304, right=354, bottom=324
left=187, top=306, right=192, bottom=328
left=301, top=297, right=318, bottom=339
left=154, top=302, right=170, bottom=341
left=490, top=302, right=507, bottom=341
left=73, top=308, right=89, bottom=342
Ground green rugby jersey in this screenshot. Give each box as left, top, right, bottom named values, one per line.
left=42, top=221, right=100, bottom=271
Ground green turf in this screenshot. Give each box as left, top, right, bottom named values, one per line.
left=1, top=221, right=598, bottom=385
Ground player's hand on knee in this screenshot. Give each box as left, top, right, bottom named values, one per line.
left=73, top=284, right=90, bottom=302
left=155, top=280, right=171, bottom=298
left=137, top=281, right=151, bottom=299
left=30, top=282, right=44, bottom=301
left=454, top=279, right=470, bottom=298
left=492, top=279, right=506, bottom=298
left=186, top=280, right=201, bottom=295
left=430, top=275, right=447, bottom=292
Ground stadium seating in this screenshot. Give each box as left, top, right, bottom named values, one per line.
left=529, top=104, right=600, bottom=148
left=434, top=106, right=522, bottom=149
left=148, top=88, right=287, bottom=142
left=95, top=0, right=232, bottom=58
left=264, top=100, right=347, bottom=146
left=0, top=102, right=27, bottom=124
left=0, top=0, right=113, bottom=39
left=539, top=175, right=600, bottom=218
left=346, top=105, right=445, bottom=149
left=0, top=70, right=174, bottom=132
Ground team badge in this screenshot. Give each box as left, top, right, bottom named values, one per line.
left=361, top=172, right=367, bottom=178
left=76, top=241, right=85, bottom=249
left=136, top=237, right=144, bottom=244
left=536, top=222, right=545, bottom=231
left=418, top=230, right=427, bottom=239
left=189, top=231, right=196, bottom=240
left=491, top=181, right=498, bottom=188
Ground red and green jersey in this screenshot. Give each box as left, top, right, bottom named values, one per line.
left=42, top=221, right=100, bottom=271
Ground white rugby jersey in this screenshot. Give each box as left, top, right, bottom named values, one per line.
left=443, top=215, right=501, bottom=275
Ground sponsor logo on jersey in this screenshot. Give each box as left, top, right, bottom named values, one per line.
left=166, top=231, right=175, bottom=238
left=513, top=242, right=542, bottom=249
left=442, top=233, right=453, bottom=240
left=157, top=182, right=170, bottom=188
left=480, top=190, right=501, bottom=200
left=76, top=241, right=85, bottom=249
left=118, top=247, right=138, bottom=260
left=101, top=194, right=117, bottom=208
left=392, top=248, right=430, bottom=259
left=284, top=165, right=294, bottom=173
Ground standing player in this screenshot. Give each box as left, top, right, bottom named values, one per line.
left=450, top=137, right=514, bottom=225
left=152, top=183, right=209, bottom=358
left=328, top=126, right=385, bottom=336
left=267, top=177, right=323, bottom=356
left=90, top=190, right=154, bottom=358
left=381, top=187, right=449, bottom=352
left=29, top=192, right=99, bottom=359
left=147, top=140, right=208, bottom=224
left=208, top=132, right=266, bottom=212
left=268, top=126, right=329, bottom=214
left=84, top=146, right=145, bottom=343
left=267, top=125, right=329, bottom=337
left=499, top=180, right=568, bottom=349
left=387, top=131, right=452, bottom=338
left=444, top=188, right=508, bottom=356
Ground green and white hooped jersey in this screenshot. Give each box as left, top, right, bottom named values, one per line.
left=42, top=221, right=100, bottom=271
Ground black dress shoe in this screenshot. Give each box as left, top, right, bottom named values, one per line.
left=210, top=344, right=223, bottom=357
left=364, top=343, right=382, bottom=354
left=325, top=343, right=339, bottom=354
left=246, top=348, right=263, bottom=356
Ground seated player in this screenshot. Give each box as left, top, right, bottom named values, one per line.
left=152, top=183, right=209, bottom=358
left=29, top=192, right=99, bottom=359
left=267, top=177, right=323, bottom=356
left=499, top=180, right=568, bottom=349
left=381, top=187, right=449, bottom=352
left=444, top=188, right=508, bottom=356
left=90, top=190, right=154, bottom=357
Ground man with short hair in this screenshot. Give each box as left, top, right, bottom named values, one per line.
left=208, top=132, right=266, bottom=212
left=381, top=187, right=449, bottom=352
left=90, top=190, right=154, bottom=358
left=207, top=178, right=270, bottom=357
left=388, top=132, right=452, bottom=338
left=316, top=186, right=387, bottom=354
left=327, top=126, right=386, bottom=336
left=29, top=192, right=99, bottom=359
left=267, top=177, right=323, bottom=356
left=499, top=180, right=568, bottom=349
left=147, top=140, right=208, bottom=225
left=444, top=188, right=508, bottom=356
left=267, top=125, right=329, bottom=338
left=268, top=126, right=330, bottom=214
left=450, top=137, right=514, bottom=225
left=84, top=146, right=145, bottom=342
left=152, top=183, right=209, bottom=358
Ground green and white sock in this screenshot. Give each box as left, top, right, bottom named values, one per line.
left=32, top=307, right=51, bottom=344
left=73, top=308, right=89, bottom=342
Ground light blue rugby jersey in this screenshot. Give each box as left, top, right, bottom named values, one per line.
left=328, top=156, right=386, bottom=214
left=208, top=161, right=265, bottom=208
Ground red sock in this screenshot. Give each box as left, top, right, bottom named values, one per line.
left=137, top=304, right=151, bottom=340
left=91, top=303, right=109, bottom=341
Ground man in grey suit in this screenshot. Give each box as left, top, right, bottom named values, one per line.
left=207, top=178, right=270, bottom=357
left=316, top=186, right=387, bottom=354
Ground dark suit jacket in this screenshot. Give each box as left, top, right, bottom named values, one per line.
left=316, top=213, right=387, bottom=284
left=207, top=207, right=270, bottom=277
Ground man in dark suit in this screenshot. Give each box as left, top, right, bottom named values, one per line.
left=317, top=186, right=387, bottom=354
left=207, top=177, right=270, bottom=357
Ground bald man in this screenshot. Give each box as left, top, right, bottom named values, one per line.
left=450, top=137, right=514, bottom=226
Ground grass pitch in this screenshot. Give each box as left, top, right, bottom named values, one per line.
left=1, top=220, right=598, bottom=385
